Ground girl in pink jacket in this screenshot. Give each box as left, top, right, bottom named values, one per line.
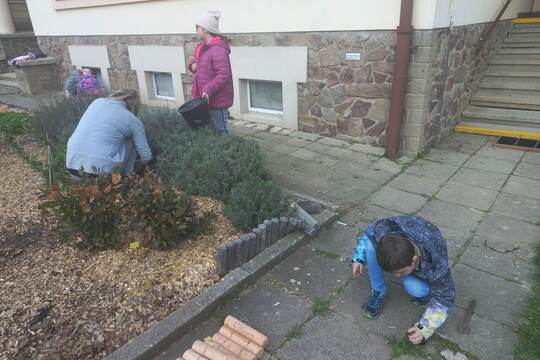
left=189, top=10, right=234, bottom=133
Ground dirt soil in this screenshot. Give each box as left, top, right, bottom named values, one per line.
left=0, top=134, right=239, bottom=359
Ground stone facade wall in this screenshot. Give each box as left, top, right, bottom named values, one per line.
left=15, top=58, right=62, bottom=95
left=401, top=21, right=511, bottom=155
left=36, top=23, right=507, bottom=155
left=37, top=31, right=396, bottom=146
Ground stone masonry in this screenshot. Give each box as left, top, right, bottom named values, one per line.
left=37, top=22, right=506, bottom=155
left=402, top=21, right=511, bottom=155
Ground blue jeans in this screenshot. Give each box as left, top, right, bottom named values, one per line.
left=209, top=109, right=230, bottom=134
left=366, top=239, right=430, bottom=299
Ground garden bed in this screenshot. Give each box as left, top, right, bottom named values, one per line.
left=0, top=135, right=239, bottom=359
left=0, top=97, right=294, bottom=359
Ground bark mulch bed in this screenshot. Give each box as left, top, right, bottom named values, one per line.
left=0, top=129, right=239, bottom=359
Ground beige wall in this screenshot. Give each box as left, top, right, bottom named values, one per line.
left=534, top=0, right=540, bottom=11
left=27, top=0, right=442, bottom=36
left=433, top=0, right=533, bottom=28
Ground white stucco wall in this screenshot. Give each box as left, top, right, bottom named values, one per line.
left=27, top=0, right=439, bottom=36
left=433, top=0, right=534, bottom=28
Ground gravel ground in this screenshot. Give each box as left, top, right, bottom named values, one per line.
left=0, top=135, right=239, bottom=359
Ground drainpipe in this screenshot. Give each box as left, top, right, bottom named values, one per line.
left=385, top=0, right=414, bottom=159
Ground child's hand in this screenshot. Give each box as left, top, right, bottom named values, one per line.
left=407, top=326, right=424, bottom=345
left=352, top=262, right=363, bottom=278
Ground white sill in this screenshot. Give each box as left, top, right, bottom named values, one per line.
left=147, top=97, right=177, bottom=108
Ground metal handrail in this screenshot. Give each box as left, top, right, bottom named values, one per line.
left=477, top=0, right=513, bottom=53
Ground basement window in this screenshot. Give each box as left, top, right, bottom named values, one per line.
left=247, top=80, right=283, bottom=115
left=152, top=72, right=175, bottom=100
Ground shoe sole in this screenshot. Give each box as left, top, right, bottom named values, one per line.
left=362, top=305, right=382, bottom=320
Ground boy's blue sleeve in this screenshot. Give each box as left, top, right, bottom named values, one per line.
left=352, top=235, right=368, bottom=264
left=351, top=223, right=375, bottom=264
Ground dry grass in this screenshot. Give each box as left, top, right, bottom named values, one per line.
left=0, top=129, right=240, bottom=359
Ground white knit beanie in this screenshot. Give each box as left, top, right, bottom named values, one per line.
left=196, top=10, right=221, bottom=34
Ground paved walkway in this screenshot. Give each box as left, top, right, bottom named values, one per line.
left=160, top=127, right=539, bottom=360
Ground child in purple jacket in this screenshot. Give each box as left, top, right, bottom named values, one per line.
left=189, top=10, right=234, bottom=133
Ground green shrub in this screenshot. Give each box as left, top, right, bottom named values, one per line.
left=43, top=172, right=126, bottom=250
left=125, top=169, right=211, bottom=250
left=156, top=129, right=271, bottom=201
left=30, top=96, right=98, bottom=145
left=0, top=112, right=29, bottom=139
left=138, top=107, right=190, bottom=159
left=224, top=177, right=290, bottom=230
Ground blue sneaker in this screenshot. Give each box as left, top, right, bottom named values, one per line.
left=362, top=290, right=386, bottom=319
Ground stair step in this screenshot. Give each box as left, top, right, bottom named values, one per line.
left=503, top=41, right=540, bottom=48
left=462, top=106, right=540, bottom=128
left=0, top=78, right=19, bottom=88
left=505, top=35, right=540, bottom=43
left=490, top=54, right=540, bottom=65
left=513, top=18, right=540, bottom=25
left=510, top=27, right=540, bottom=34
left=456, top=121, right=540, bottom=140
left=507, top=32, right=540, bottom=39
left=486, top=65, right=540, bottom=77
left=0, top=72, right=16, bottom=80
left=498, top=47, right=540, bottom=54
left=471, top=91, right=540, bottom=111
left=480, top=77, right=540, bottom=91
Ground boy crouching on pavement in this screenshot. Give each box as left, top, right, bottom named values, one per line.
left=351, top=215, right=455, bottom=344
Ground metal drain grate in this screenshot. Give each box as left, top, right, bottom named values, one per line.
left=496, top=136, right=540, bottom=152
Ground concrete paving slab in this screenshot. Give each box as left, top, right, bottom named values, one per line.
left=491, top=192, right=540, bottom=224
left=388, top=173, right=445, bottom=197
left=423, top=149, right=471, bottom=166
left=449, top=167, right=508, bottom=191
left=369, top=158, right=404, bottom=173
left=514, top=160, right=540, bottom=180
left=357, top=203, right=405, bottom=223
left=285, top=137, right=312, bottom=148
left=310, top=222, right=359, bottom=259
left=349, top=142, right=386, bottom=156
left=332, top=277, right=423, bottom=338
left=221, top=280, right=312, bottom=351
left=438, top=307, right=517, bottom=360
left=502, top=175, right=540, bottom=200
left=438, top=225, right=472, bottom=260
left=475, top=145, right=524, bottom=161
left=463, top=155, right=517, bottom=174
left=268, top=246, right=351, bottom=301
left=475, top=214, right=540, bottom=249
left=436, top=181, right=499, bottom=211
left=289, top=131, right=321, bottom=141
left=267, top=142, right=302, bottom=156
left=304, top=142, right=332, bottom=154
left=290, top=148, right=321, bottom=161
left=370, top=187, right=429, bottom=214
left=452, top=264, right=529, bottom=328
left=405, top=160, right=460, bottom=181
left=252, top=131, right=291, bottom=144
left=418, top=199, right=484, bottom=232
left=156, top=320, right=221, bottom=360
left=522, top=151, right=540, bottom=165
left=317, top=136, right=350, bottom=148
left=326, top=146, right=355, bottom=159
left=231, top=125, right=261, bottom=136
left=460, top=240, right=535, bottom=286
left=276, top=312, right=391, bottom=360
left=446, top=133, right=490, bottom=145
left=434, top=141, right=484, bottom=155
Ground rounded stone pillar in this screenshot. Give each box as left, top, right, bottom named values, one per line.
left=0, top=0, right=15, bottom=34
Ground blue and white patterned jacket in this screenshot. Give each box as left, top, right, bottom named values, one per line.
left=352, top=215, right=455, bottom=338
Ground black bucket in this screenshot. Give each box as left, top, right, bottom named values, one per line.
left=177, top=97, right=211, bottom=130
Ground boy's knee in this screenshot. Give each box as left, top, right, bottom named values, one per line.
left=403, top=276, right=429, bottom=299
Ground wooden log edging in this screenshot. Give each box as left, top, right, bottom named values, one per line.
left=217, top=217, right=304, bottom=276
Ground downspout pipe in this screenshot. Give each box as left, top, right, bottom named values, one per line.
left=385, top=0, right=414, bottom=159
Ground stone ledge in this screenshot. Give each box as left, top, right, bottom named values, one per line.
left=104, top=198, right=337, bottom=360
left=17, top=57, right=57, bottom=67
left=0, top=32, right=35, bottom=39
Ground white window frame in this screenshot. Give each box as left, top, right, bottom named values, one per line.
left=247, top=80, right=284, bottom=116
left=54, top=0, right=157, bottom=10
left=68, top=45, right=111, bottom=91
left=152, top=72, right=175, bottom=101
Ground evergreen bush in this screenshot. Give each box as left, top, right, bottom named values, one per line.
left=156, top=129, right=271, bottom=201
left=224, top=177, right=290, bottom=230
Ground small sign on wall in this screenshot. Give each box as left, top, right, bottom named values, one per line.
left=345, top=53, right=362, bottom=61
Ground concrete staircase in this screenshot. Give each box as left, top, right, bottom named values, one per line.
left=0, top=72, right=21, bottom=95
left=459, top=20, right=540, bottom=138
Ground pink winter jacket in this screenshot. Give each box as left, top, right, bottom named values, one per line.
left=189, top=37, right=234, bottom=109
